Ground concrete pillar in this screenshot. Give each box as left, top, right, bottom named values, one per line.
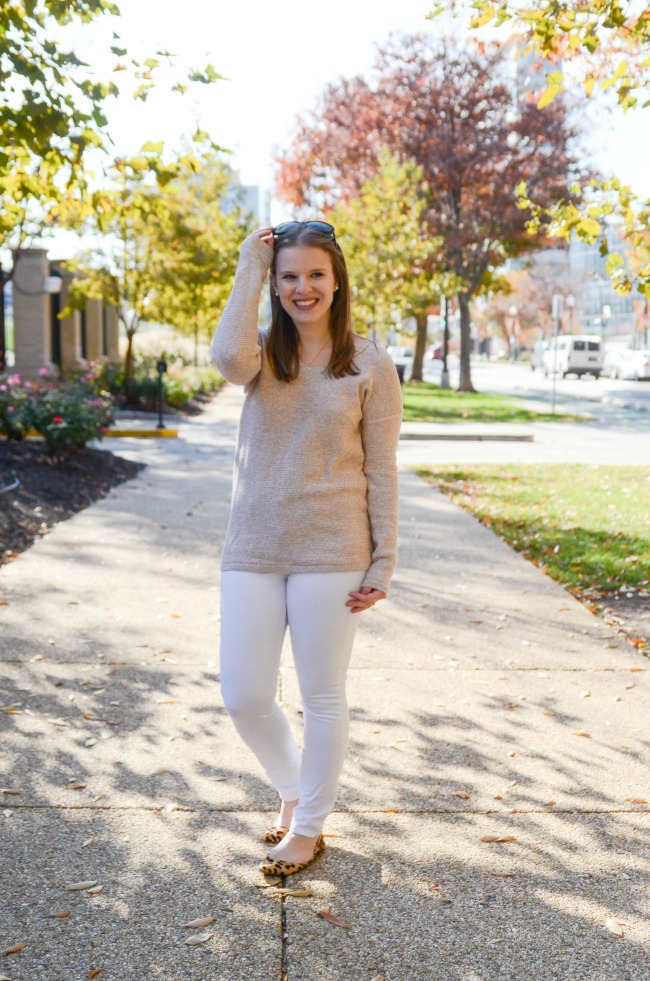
left=85, top=298, right=103, bottom=360
left=58, top=267, right=85, bottom=377
left=103, top=304, right=120, bottom=361
left=12, top=249, right=53, bottom=378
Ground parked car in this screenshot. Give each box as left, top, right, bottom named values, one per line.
left=602, top=346, right=625, bottom=379
left=542, top=334, right=603, bottom=379
left=616, top=348, right=650, bottom=381
left=387, top=345, right=413, bottom=382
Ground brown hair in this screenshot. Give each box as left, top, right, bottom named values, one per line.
left=266, top=224, right=359, bottom=382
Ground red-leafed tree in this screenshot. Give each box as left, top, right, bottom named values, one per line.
left=276, top=34, right=590, bottom=391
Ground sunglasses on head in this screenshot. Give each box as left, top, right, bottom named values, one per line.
left=273, top=220, right=337, bottom=245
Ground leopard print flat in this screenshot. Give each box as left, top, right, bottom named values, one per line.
left=259, top=834, right=325, bottom=877
left=263, top=825, right=289, bottom=844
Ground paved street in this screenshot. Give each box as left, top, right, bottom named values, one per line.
left=424, top=357, right=650, bottom=415
left=1, top=385, right=649, bottom=980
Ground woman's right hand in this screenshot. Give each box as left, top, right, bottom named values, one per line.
left=256, top=227, right=275, bottom=248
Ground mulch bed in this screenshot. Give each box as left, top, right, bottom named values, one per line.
left=0, top=441, right=144, bottom=562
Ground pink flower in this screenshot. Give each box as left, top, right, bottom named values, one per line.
left=38, top=367, right=49, bottom=376
left=7, top=374, right=20, bottom=385
left=53, top=415, right=63, bottom=424
left=0, top=384, right=6, bottom=391
left=7, top=405, right=15, bottom=413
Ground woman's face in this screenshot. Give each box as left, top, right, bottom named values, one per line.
left=272, top=245, right=338, bottom=333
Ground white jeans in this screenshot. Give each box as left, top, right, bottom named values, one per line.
left=219, top=570, right=364, bottom=836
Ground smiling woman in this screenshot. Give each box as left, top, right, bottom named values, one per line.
left=210, top=221, right=403, bottom=878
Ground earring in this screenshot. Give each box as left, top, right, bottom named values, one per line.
left=334, top=284, right=339, bottom=292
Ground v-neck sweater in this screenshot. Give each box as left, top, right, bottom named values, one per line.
left=210, top=234, right=403, bottom=595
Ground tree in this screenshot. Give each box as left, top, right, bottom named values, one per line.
left=328, top=151, right=446, bottom=378
left=435, top=0, right=650, bottom=110
left=67, top=138, right=245, bottom=378
left=145, top=158, right=253, bottom=364
left=276, top=35, right=585, bottom=390
left=432, top=1, right=650, bottom=296
left=0, top=2, right=224, bottom=258
left=66, top=146, right=171, bottom=379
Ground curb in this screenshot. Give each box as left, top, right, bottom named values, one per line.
left=106, top=428, right=179, bottom=438
left=399, top=432, right=534, bottom=442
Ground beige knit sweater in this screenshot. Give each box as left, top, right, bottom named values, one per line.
left=210, top=234, right=403, bottom=595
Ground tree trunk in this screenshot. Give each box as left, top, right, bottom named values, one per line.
left=194, top=323, right=199, bottom=366
left=411, top=313, right=428, bottom=382
left=457, top=292, right=475, bottom=392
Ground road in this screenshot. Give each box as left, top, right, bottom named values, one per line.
left=422, top=357, right=650, bottom=416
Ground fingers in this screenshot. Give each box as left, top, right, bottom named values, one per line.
left=345, top=588, right=386, bottom=613
left=256, top=226, right=275, bottom=247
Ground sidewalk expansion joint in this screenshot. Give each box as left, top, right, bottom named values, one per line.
left=6, top=804, right=649, bottom=816
left=1, top=659, right=639, bottom=673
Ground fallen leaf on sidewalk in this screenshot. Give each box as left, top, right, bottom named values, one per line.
left=573, top=730, right=590, bottom=737
left=480, top=835, right=517, bottom=843
left=65, top=781, right=86, bottom=790
left=66, top=881, right=98, bottom=892
left=604, top=918, right=624, bottom=937
left=2, top=943, right=26, bottom=955
left=156, top=698, right=179, bottom=705
left=255, top=878, right=282, bottom=888
left=89, top=969, right=103, bottom=977
left=450, top=791, right=471, bottom=799
left=488, top=871, right=515, bottom=877
left=184, top=932, right=212, bottom=946
left=628, top=667, right=643, bottom=673
left=0, top=789, right=21, bottom=795
left=1, top=706, right=22, bottom=715
left=81, top=837, right=97, bottom=848
left=580, top=691, right=591, bottom=698
left=48, top=912, right=71, bottom=918
left=317, top=909, right=351, bottom=930
left=87, top=886, right=103, bottom=895
left=183, top=917, right=215, bottom=929
left=626, top=797, right=648, bottom=804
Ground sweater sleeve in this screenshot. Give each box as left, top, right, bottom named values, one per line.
left=210, top=234, right=274, bottom=385
left=360, top=352, right=403, bottom=595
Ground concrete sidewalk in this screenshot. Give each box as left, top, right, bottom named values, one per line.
left=1, top=385, right=648, bottom=981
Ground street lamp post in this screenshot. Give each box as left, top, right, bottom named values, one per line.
left=156, top=359, right=167, bottom=430
left=601, top=304, right=611, bottom=339
left=566, top=293, right=576, bottom=333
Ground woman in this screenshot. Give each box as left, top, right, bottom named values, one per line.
left=211, top=220, right=402, bottom=877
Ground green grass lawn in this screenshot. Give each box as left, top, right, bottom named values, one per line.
left=402, top=382, right=587, bottom=423
left=416, top=464, right=650, bottom=630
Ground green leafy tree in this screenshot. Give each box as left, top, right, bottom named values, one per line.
left=328, top=152, right=447, bottom=380
left=66, top=146, right=171, bottom=380
left=1, top=0, right=224, bottom=255
left=145, top=157, right=252, bottom=364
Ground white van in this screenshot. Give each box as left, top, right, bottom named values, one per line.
left=542, top=335, right=604, bottom=379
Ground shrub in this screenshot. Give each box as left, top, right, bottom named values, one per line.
left=26, top=383, right=114, bottom=449
left=78, top=356, right=224, bottom=411
left=0, top=373, right=31, bottom=440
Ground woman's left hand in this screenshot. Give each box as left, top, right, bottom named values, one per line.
left=346, top=586, right=386, bottom=614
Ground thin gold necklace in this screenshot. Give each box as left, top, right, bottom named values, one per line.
left=301, top=337, right=331, bottom=367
